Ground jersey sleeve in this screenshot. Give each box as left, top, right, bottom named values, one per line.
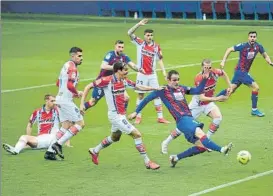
left=103, top=52, right=113, bottom=63
left=29, top=110, right=38, bottom=125
left=124, top=55, right=131, bottom=64
left=258, top=44, right=265, bottom=54
left=131, top=36, right=144, bottom=46
left=93, top=76, right=112, bottom=88
left=67, top=62, right=78, bottom=82
left=156, top=45, right=163, bottom=60
left=180, top=85, right=192, bottom=94
left=124, top=78, right=136, bottom=89
left=212, top=68, right=224, bottom=77
left=233, top=43, right=245, bottom=52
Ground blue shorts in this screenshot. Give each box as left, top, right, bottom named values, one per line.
left=92, top=87, right=105, bottom=101
left=231, top=70, right=255, bottom=86
left=176, top=116, right=204, bottom=144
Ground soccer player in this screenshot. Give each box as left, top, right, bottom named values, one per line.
left=80, top=62, right=161, bottom=170
left=218, top=31, right=273, bottom=117
left=129, top=70, right=233, bottom=167
left=44, top=47, right=85, bottom=160
left=3, top=94, right=59, bottom=156
left=161, top=59, right=231, bottom=154
left=128, top=18, right=169, bottom=124
left=84, top=40, right=143, bottom=111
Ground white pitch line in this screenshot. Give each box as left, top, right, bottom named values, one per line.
left=1, top=57, right=239, bottom=94
left=188, top=169, right=273, bottom=196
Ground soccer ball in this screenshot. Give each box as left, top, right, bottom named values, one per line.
left=237, top=150, right=251, bottom=165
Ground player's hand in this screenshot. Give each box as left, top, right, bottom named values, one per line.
left=226, top=87, right=233, bottom=96
left=155, top=86, right=166, bottom=91
left=128, top=112, right=137, bottom=120
left=220, top=60, right=225, bottom=69
left=217, top=95, right=229, bottom=102
left=78, top=91, right=83, bottom=97
left=138, top=18, right=148, bottom=26
left=138, top=68, right=146, bottom=74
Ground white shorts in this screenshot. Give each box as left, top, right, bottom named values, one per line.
left=189, top=101, right=218, bottom=119
left=135, top=73, right=159, bottom=93
left=36, top=134, right=56, bottom=149
left=108, top=111, right=135, bottom=134
left=57, top=102, right=83, bottom=123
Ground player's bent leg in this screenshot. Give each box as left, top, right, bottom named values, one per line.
left=250, top=82, right=264, bottom=117
left=161, top=128, right=182, bottom=154
left=89, top=132, right=120, bottom=165
left=169, top=141, right=206, bottom=168
left=135, top=93, right=145, bottom=124
left=195, top=128, right=232, bottom=155
left=129, top=129, right=160, bottom=170
left=16, top=135, right=38, bottom=154
left=207, top=105, right=222, bottom=138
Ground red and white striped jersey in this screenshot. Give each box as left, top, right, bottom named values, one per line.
left=93, top=75, right=136, bottom=115
left=131, top=37, right=162, bottom=75
left=56, top=61, right=79, bottom=104
left=191, top=69, right=224, bottom=105
left=29, top=106, right=59, bottom=135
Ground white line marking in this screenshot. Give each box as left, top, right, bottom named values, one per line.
left=188, top=169, right=273, bottom=196
left=1, top=57, right=239, bottom=94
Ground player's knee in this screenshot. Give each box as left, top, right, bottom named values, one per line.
left=131, top=129, right=142, bottom=139
left=111, top=132, right=122, bottom=142
left=19, top=135, right=28, bottom=142
left=138, top=93, right=144, bottom=100
left=213, top=116, right=222, bottom=124
left=195, top=127, right=205, bottom=138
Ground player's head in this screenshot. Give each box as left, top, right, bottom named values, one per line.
left=167, top=70, right=180, bottom=88
left=201, top=59, right=212, bottom=74
left=44, top=94, right=56, bottom=109
left=115, top=40, right=124, bottom=55
left=144, top=29, right=154, bottom=43
left=248, top=31, right=257, bottom=45
left=69, top=47, right=83, bottom=65
left=113, top=61, right=128, bottom=78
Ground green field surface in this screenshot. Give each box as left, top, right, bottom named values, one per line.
left=2, top=16, right=273, bottom=196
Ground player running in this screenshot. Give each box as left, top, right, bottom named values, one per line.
left=218, top=31, right=273, bottom=117
left=3, top=94, right=59, bottom=156
left=128, top=18, right=169, bottom=124
left=84, top=40, right=143, bottom=111
left=161, top=59, right=232, bottom=154
left=44, top=47, right=85, bottom=160
left=80, top=62, right=161, bottom=170
left=129, top=70, right=233, bottom=168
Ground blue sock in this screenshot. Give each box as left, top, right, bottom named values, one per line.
left=200, top=136, right=221, bottom=152
left=217, top=89, right=227, bottom=97
left=251, top=91, right=258, bottom=109
left=177, top=146, right=206, bottom=160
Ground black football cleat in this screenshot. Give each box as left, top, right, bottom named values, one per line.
left=52, top=142, right=64, bottom=159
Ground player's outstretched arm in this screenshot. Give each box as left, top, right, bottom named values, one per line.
left=80, top=82, right=95, bottom=114
left=158, top=59, right=167, bottom=79
left=101, top=61, right=114, bottom=71
left=127, top=18, right=148, bottom=40
left=220, top=47, right=235, bottom=69
left=262, top=52, right=273, bottom=66
left=199, top=94, right=228, bottom=102
left=187, top=77, right=208, bottom=95
left=128, top=91, right=159, bottom=120
left=127, top=61, right=143, bottom=73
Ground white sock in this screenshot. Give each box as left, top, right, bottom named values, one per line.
left=164, top=129, right=181, bottom=144
left=164, top=135, right=174, bottom=145
left=134, top=138, right=150, bottom=163
left=14, top=136, right=28, bottom=154
left=94, top=136, right=113, bottom=153
left=154, top=98, right=163, bottom=119
left=206, top=131, right=214, bottom=139
left=58, top=124, right=82, bottom=145
left=136, top=98, right=143, bottom=118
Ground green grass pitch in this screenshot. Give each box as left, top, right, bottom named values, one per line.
left=1, top=17, right=273, bottom=196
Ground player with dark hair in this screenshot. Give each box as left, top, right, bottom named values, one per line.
left=218, top=31, right=273, bottom=117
